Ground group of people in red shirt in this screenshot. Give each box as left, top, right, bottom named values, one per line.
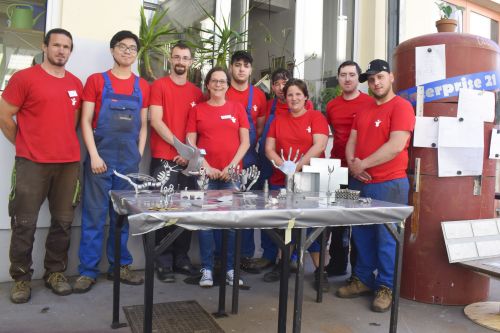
left=0, top=28, right=415, bottom=314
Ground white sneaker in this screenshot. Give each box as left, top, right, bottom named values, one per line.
left=199, top=269, right=213, bottom=288
left=226, top=269, right=243, bottom=286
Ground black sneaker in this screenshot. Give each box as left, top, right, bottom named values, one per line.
left=240, top=257, right=262, bottom=274
left=263, top=265, right=281, bottom=282
left=157, top=267, right=175, bottom=283
left=313, top=268, right=330, bottom=292
left=174, top=257, right=197, bottom=276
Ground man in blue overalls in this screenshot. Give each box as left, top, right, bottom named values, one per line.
left=74, top=31, right=150, bottom=293
left=226, top=51, right=267, bottom=273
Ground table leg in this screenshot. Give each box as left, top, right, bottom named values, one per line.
left=293, top=229, right=306, bottom=333
left=142, top=231, right=156, bottom=333
left=232, top=229, right=242, bottom=314
left=111, top=214, right=127, bottom=329
left=385, top=222, right=404, bottom=333
left=214, top=229, right=229, bottom=318
left=316, top=230, right=327, bottom=303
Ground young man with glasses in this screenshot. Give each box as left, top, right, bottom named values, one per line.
left=149, top=42, right=203, bottom=283
left=0, top=28, right=82, bottom=303
left=74, top=31, right=149, bottom=293
left=226, top=51, right=267, bottom=273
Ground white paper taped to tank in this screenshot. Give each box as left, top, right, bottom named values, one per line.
left=489, top=129, right=500, bottom=159
left=437, top=117, right=484, bottom=177
left=415, top=44, right=446, bottom=86
left=413, top=116, right=440, bottom=148
left=457, top=88, right=495, bottom=123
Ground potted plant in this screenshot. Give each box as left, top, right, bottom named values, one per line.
left=138, top=5, right=177, bottom=81
left=435, top=1, right=463, bottom=33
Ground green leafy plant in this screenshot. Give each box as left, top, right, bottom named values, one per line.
left=186, top=3, right=248, bottom=69
left=138, top=5, right=177, bottom=81
left=435, top=1, right=464, bottom=19
left=319, top=86, right=342, bottom=112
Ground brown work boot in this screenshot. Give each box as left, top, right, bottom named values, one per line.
left=45, top=272, right=72, bottom=296
left=107, top=265, right=144, bottom=285
left=372, top=286, right=393, bottom=312
left=73, top=276, right=96, bottom=294
left=336, top=276, right=371, bottom=298
left=10, top=281, right=31, bottom=304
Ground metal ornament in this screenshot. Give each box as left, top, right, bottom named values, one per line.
left=173, top=136, right=206, bottom=176
left=189, top=167, right=209, bottom=191
left=228, top=165, right=260, bottom=192
left=326, top=164, right=334, bottom=197
left=271, top=148, right=302, bottom=193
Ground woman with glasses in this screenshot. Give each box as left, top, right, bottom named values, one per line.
left=186, top=67, right=250, bottom=287
left=264, top=79, right=330, bottom=290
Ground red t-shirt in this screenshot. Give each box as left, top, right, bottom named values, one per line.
left=82, top=70, right=150, bottom=128
left=352, top=95, right=415, bottom=183
left=1, top=65, right=83, bottom=163
left=265, top=99, right=313, bottom=119
left=186, top=100, right=250, bottom=170
left=326, top=92, right=374, bottom=166
left=267, top=110, right=329, bottom=186
left=226, top=85, right=266, bottom=135
left=149, top=76, right=203, bottom=160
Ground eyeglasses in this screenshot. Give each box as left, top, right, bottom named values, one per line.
left=172, top=55, right=191, bottom=62
left=273, top=80, right=288, bottom=87
left=209, top=79, right=227, bottom=86
left=116, top=43, right=138, bottom=54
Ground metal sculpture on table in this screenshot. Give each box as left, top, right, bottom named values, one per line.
left=326, top=164, right=335, bottom=197
left=271, top=147, right=301, bottom=192
left=173, top=136, right=206, bottom=176
left=113, top=162, right=178, bottom=205
left=228, top=165, right=260, bottom=192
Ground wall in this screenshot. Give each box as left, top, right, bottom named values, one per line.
left=357, top=0, right=388, bottom=69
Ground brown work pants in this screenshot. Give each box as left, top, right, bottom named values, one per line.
left=8, top=158, right=81, bottom=281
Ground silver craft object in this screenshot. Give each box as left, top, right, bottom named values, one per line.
left=173, top=136, right=206, bottom=176
left=271, top=147, right=302, bottom=193
left=335, top=189, right=361, bottom=200
left=326, top=164, right=335, bottom=197
left=228, top=165, right=260, bottom=192
left=189, top=167, right=209, bottom=191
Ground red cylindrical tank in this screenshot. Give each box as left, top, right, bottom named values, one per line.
left=393, top=32, right=499, bottom=305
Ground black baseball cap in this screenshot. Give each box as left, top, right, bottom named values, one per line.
left=359, top=59, right=390, bottom=83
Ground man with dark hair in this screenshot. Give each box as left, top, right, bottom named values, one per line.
left=74, top=30, right=149, bottom=293
left=324, top=60, right=373, bottom=277
left=226, top=50, right=267, bottom=273
left=149, top=41, right=203, bottom=282
left=336, top=59, right=415, bottom=313
left=0, top=28, right=82, bottom=303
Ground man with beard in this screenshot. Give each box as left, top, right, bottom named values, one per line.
left=0, top=28, right=83, bottom=303
left=324, top=61, right=374, bottom=277
left=74, top=31, right=149, bottom=293
left=149, top=42, right=203, bottom=282
left=226, top=51, right=267, bottom=273
left=336, top=59, right=415, bottom=313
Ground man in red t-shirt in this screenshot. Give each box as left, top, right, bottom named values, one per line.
left=226, top=51, right=267, bottom=271
left=325, top=61, right=374, bottom=277
left=336, top=59, right=415, bottom=313
left=76, top=31, right=149, bottom=293
left=0, top=29, right=82, bottom=303
left=149, top=42, right=203, bottom=282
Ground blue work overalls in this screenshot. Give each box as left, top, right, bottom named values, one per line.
left=241, top=85, right=257, bottom=258
left=257, top=98, right=278, bottom=262
left=78, top=72, right=142, bottom=279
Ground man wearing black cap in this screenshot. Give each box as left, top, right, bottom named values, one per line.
left=336, top=59, right=415, bottom=312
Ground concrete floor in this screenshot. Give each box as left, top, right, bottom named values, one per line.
left=0, top=261, right=497, bottom=333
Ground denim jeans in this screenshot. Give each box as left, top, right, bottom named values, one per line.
left=198, top=179, right=235, bottom=271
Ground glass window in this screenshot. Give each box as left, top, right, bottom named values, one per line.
left=470, top=11, right=499, bottom=43
left=294, top=0, right=355, bottom=112
left=0, top=0, right=47, bottom=90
